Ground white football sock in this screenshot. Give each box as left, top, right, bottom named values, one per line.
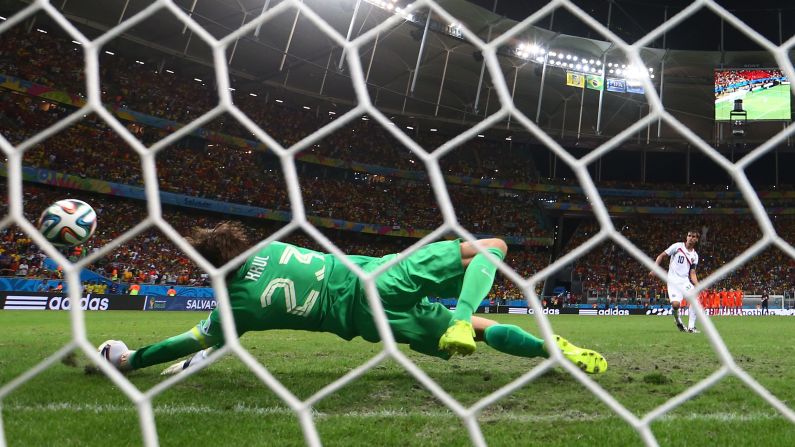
left=688, top=310, right=698, bottom=330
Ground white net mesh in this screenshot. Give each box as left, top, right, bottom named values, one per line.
left=1, top=0, right=795, bottom=446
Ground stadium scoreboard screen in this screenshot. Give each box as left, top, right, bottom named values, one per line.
left=714, top=68, right=792, bottom=121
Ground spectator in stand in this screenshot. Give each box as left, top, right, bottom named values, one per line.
left=567, top=292, right=577, bottom=307
left=15, top=260, right=28, bottom=277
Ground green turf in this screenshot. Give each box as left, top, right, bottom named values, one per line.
left=1, top=311, right=794, bottom=446
left=715, top=84, right=792, bottom=121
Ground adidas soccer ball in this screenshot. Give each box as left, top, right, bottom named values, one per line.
left=97, top=340, right=130, bottom=370
left=37, top=199, right=98, bottom=248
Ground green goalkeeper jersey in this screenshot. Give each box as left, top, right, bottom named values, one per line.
left=129, top=240, right=470, bottom=371
left=222, top=241, right=367, bottom=340
left=202, top=239, right=465, bottom=358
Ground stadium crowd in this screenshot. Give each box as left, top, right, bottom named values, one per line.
left=2, top=26, right=795, bottom=300
left=0, top=27, right=537, bottom=181
left=6, top=181, right=795, bottom=298
left=0, top=185, right=552, bottom=295
left=13, top=112, right=548, bottom=238
left=714, top=69, right=784, bottom=89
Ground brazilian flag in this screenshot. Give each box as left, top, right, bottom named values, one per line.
left=586, top=74, right=604, bottom=91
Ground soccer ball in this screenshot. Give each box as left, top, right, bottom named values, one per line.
left=37, top=199, right=98, bottom=248
left=97, top=339, right=130, bottom=371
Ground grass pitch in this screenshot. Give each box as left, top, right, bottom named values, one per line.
left=715, top=84, right=792, bottom=121
left=1, top=311, right=794, bottom=446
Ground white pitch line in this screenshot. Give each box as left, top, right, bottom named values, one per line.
left=3, top=403, right=786, bottom=423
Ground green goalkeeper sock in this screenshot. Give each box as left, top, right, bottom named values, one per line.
left=483, top=324, right=548, bottom=358
left=451, top=247, right=505, bottom=323
left=130, top=324, right=218, bottom=370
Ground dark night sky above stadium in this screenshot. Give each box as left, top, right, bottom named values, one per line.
left=468, top=0, right=795, bottom=51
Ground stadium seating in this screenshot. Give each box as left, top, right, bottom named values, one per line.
left=2, top=26, right=795, bottom=299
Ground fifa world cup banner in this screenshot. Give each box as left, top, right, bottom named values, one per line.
left=606, top=78, right=626, bottom=93
left=625, top=79, right=645, bottom=94
left=144, top=295, right=217, bottom=311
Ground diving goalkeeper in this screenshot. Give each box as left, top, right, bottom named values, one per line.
left=99, top=222, right=606, bottom=375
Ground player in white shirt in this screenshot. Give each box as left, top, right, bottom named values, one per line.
left=650, top=230, right=701, bottom=333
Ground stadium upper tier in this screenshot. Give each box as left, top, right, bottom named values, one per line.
left=3, top=79, right=795, bottom=235
left=0, top=5, right=792, bottom=148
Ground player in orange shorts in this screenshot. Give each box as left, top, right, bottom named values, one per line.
left=720, top=288, right=729, bottom=315
left=736, top=288, right=744, bottom=315
left=698, top=289, right=708, bottom=313
left=724, top=288, right=735, bottom=315
left=712, top=289, right=722, bottom=315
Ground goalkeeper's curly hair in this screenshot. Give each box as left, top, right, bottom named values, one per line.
left=186, top=221, right=250, bottom=267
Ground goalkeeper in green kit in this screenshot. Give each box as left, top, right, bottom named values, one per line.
left=99, top=222, right=606, bottom=375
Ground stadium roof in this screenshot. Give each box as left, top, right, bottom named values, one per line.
left=472, top=0, right=795, bottom=51
left=3, top=0, right=794, bottom=146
